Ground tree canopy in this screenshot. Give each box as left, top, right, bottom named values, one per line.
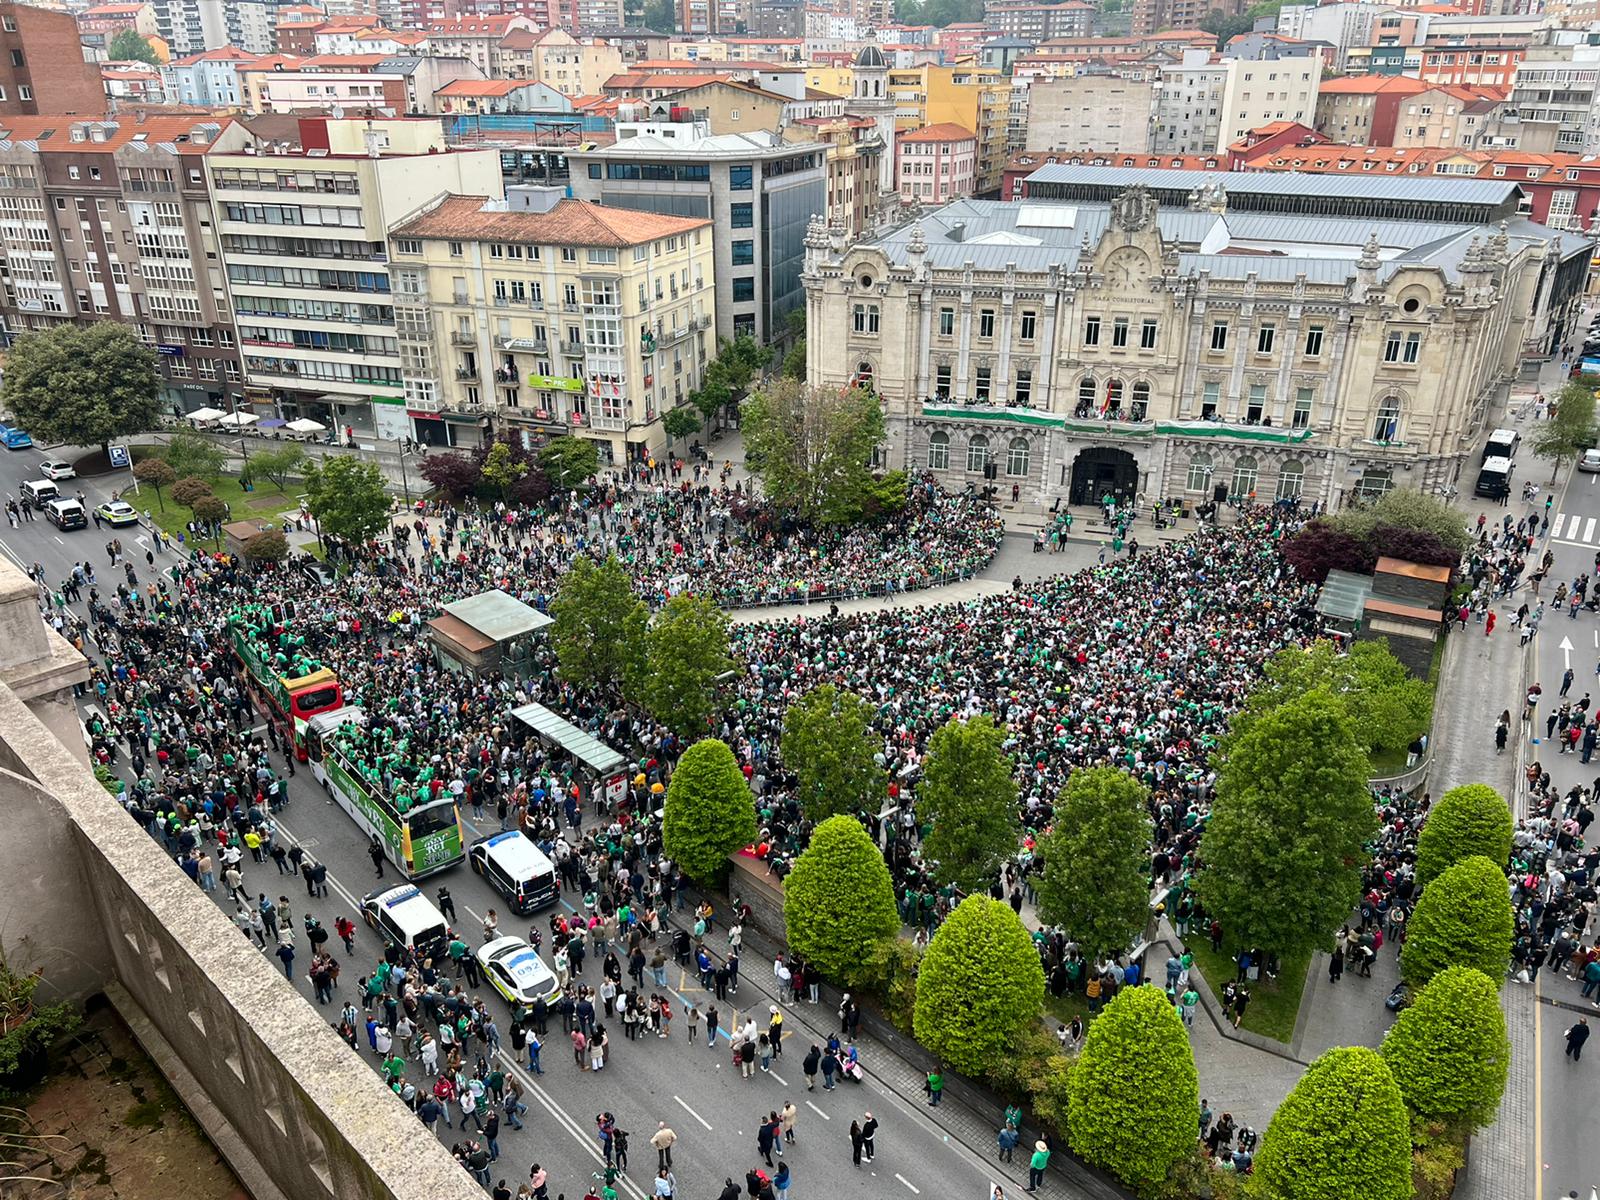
left=537, top=436, right=599, bottom=490
left=1381, top=965, right=1509, bottom=1128
left=916, top=715, right=1018, bottom=895
left=662, top=738, right=758, bottom=882
left=912, top=896, right=1045, bottom=1077
left=633, top=594, right=733, bottom=739
left=480, top=440, right=529, bottom=501
left=549, top=554, right=647, bottom=693
left=1196, top=690, right=1377, bottom=958
left=740, top=378, right=888, bottom=525
left=1256, top=1047, right=1413, bottom=1200
left=108, top=28, right=159, bottom=62
left=1, top=322, right=160, bottom=449
left=780, top=684, right=887, bottom=821
left=1330, top=487, right=1472, bottom=556
left=160, top=430, right=227, bottom=481
left=1066, top=986, right=1199, bottom=1195
left=783, top=814, right=900, bottom=987
left=1034, top=768, right=1152, bottom=963
left=1531, top=381, right=1597, bottom=481
left=249, top=443, right=308, bottom=492
left=1414, top=783, right=1514, bottom=886
left=1400, top=854, right=1514, bottom=987
left=305, top=455, right=391, bottom=545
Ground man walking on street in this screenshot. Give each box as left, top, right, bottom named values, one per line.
left=650, top=1123, right=676, bottom=1170
left=1567, top=1017, right=1590, bottom=1062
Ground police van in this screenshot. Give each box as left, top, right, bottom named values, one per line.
left=359, top=884, right=452, bottom=961
left=468, top=830, right=558, bottom=915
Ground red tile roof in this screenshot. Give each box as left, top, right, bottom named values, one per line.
left=395, top=196, right=710, bottom=247
left=899, top=121, right=975, bottom=142
left=435, top=78, right=545, bottom=96
left=0, top=114, right=231, bottom=154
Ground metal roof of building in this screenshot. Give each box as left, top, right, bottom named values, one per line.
left=440, top=589, right=553, bottom=642
left=510, top=702, right=626, bottom=776
left=1023, top=163, right=1523, bottom=206
left=1317, top=570, right=1373, bottom=623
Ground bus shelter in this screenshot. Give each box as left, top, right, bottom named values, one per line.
left=510, top=702, right=629, bottom=811
left=428, top=589, right=552, bottom=679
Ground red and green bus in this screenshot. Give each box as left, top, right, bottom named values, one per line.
left=228, top=615, right=343, bottom=759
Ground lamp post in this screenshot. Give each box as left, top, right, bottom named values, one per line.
left=228, top=391, right=251, bottom=485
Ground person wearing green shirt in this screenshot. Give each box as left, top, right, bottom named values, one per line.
left=1026, top=1140, right=1050, bottom=1192
left=382, top=1053, right=405, bottom=1084
left=926, top=1069, right=943, bottom=1106
left=1180, top=988, right=1199, bottom=1028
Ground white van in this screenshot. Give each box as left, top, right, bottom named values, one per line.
left=468, top=831, right=558, bottom=915
left=359, top=884, right=451, bottom=961
left=19, top=479, right=57, bottom=509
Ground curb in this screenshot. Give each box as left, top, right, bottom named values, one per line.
left=1153, top=932, right=1309, bottom=1066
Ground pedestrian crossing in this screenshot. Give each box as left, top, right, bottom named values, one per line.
left=1551, top=513, right=1600, bottom=547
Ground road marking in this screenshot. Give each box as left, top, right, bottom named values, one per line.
left=1534, top=971, right=1544, bottom=1200
left=502, top=1059, right=649, bottom=1200
left=1585, top=518, right=1595, bottom=543
left=768, top=1069, right=789, bottom=1087
left=52, top=535, right=63, bottom=545
left=805, top=1100, right=830, bottom=1120
left=895, top=1174, right=921, bottom=1194
left=463, top=904, right=484, bottom=924
left=673, top=1094, right=712, bottom=1131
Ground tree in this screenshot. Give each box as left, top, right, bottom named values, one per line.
left=1066, top=986, right=1198, bottom=1195
left=132, top=457, right=177, bottom=509
left=1331, top=488, right=1472, bottom=557
left=170, top=476, right=214, bottom=513
left=1531, top=381, right=1597, bottom=481
left=1256, top=1047, right=1413, bottom=1200
left=1368, top=523, right=1459, bottom=570
left=636, top=594, right=733, bottom=738
left=305, top=455, right=391, bottom=545
left=480, top=440, right=529, bottom=502
left=912, top=896, right=1044, bottom=1077
left=740, top=378, right=888, bottom=525
left=915, top=716, right=1018, bottom=896
left=249, top=443, right=307, bottom=493
left=418, top=450, right=482, bottom=500
left=1381, top=965, right=1509, bottom=1128
left=1414, top=783, right=1514, bottom=886
left=692, top=363, right=733, bottom=426
left=1280, top=520, right=1376, bottom=583
left=537, top=436, right=598, bottom=491
left=1196, top=691, right=1377, bottom=960
left=1, top=323, right=160, bottom=451
left=160, top=429, right=227, bottom=481
left=641, top=0, right=675, bottom=29
left=662, top=406, right=702, bottom=449
left=192, top=494, right=229, bottom=542
left=548, top=554, right=647, bottom=692
left=244, top=529, right=289, bottom=564
left=1232, top=640, right=1433, bottom=760
left=1400, top=855, right=1514, bottom=987
left=1034, top=768, right=1152, bottom=964
left=783, top=814, right=900, bottom=986
left=780, top=684, right=886, bottom=821
left=662, top=738, right=758, bottom=882
left=108, top=27, right=159, bottom=62
left=781, top=339, right=807, bottom=380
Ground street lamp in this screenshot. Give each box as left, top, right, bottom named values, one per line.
left=228, top=391, right=251, bottom=485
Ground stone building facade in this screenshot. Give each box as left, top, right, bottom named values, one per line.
left=802, top=179, right=1588, bottom=511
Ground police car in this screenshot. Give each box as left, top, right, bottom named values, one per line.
left=476, top=935, right=561, bottom=1006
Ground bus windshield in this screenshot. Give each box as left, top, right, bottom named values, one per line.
left=408, top=801, right=460, bottom=839
left=292, top=685, right=341, bottom=717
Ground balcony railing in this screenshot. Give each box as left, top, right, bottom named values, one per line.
left=454, top=367, right=478, bottom=381
left=450, top=331, right=475, bottom=346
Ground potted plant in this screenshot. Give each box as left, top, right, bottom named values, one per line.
left=0, top=941, right=78, bottom=1097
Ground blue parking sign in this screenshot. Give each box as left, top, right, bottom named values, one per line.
left=108, top=445, right=130, bottom=468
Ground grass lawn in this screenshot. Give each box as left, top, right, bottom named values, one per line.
left=1043, top=991, right=1093, bottom=1029
left=143, top=475, right=298, bottom=541
left=1185, top=941, right=1311, bottom=1044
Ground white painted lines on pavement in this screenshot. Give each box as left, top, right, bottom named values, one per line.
left=1585, top=518, right=1596, bottom=544
left=52, top=535, right=63, bottom=545
left=895, top=1173, right=921, bottom=1193
left=504, top=1059, right=649, bottom=1200
left=767, top=1069, right=789, bottom=1087
left=804, top=1100, right=830, bottom=1120
left=463, top=903, right=484, bottom=925
left=674, top=1094, right=713, bottom=1131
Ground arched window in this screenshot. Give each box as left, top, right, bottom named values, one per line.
left=1372, top=395, right=1401, bottom=442
left=967, top=433, right=990, bottom=474
left=927, top=430, right=950, bottom=471
left=1131, top=381, right=1151, bottom=421
left=1232, top=455, right=1258, bottom=498
left=1106, top=378, right=1124, bottom=408
left=1186, top=451, right=1213, bottom=493
left=1006, top=437, right=1030, bottom=477
left=1078, top=377, right=1096, bottom=411
left=1276, top=459, right=1304, bottom=500
left=856, top=361, right=874, bottom=391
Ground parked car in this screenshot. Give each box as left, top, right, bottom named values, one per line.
left=38, top=459, right=75, bottom=480
left=95, top=500, right=140, bottom=526
left=476, top=936, right=562, bottom=1006
left=1580, top=449, right=1600, bottom=474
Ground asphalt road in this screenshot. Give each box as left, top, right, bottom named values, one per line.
left=0, top=444, right=1054, bottom=1200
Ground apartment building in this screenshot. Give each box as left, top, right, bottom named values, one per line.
left=983, top=0, right=1094, bottom=41
left=1217, top=53, right=1321, bottom=146
left=388, top=193, right=713, bottom=461
left=568, top=120, right=824, bottom=345
left=1025, top=73, right=1153, bottom=152
left=0, top=2, right=105, bottom=117
left=0, top=115, right=243, bottom=414
left=1274, top=2, right=1392, bottom=71
left=886, top=64, right=1013, bottom=193
left=160, top=46, right=257, bottom=106
left=1506, top=40, right=1600, bottom=153
left=1152, top=52, right=1227, bottom=154
left=423, top=16, right=538, bottom=77
left=896, top=122, right=977, bottom=205
left=77, top=3, right=160, bottom=41
left=494, top=28, right=623, bottom=98
left=1131, top=0, right=1245, bottom=37
left=148, top=0, right=228, bottom=57
left=207, top=117, right=501, bottom=441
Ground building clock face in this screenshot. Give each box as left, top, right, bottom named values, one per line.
left=1104, top=247, right=1149, bottom=290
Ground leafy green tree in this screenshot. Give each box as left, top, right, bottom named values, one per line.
left=1196, top=690, right=1376, bottom=959
left=537, top=436, right=598, bottom=490
left=637, top=594, right=733, bottom=738
left=662, top=406, right=702, bottom=448
left=1034, top=768, right=1152, bottom=964
left=780, top=684, right=886, bottom=821
left=1330, top=487, right=1473, bottom=556
left=1, top=323, right=160, bottom=451
left=108, top=27, right=159, bottom=62
left=1531, top=381, right=1597, bottom=481
left=249, top=443, right=307, bottom=493
left=1232, top=639, right=1433, bottom=759
left=916, top=715, right=1018, bottom=895
left=1256, top=1047, right=1413, bottom=1200
left=783, top=814, right=900, bottom=986
left=1400, top=855, right=1514, bottom=987
left=549, top=554, right=647, bottom=692
left=161, top=429, right=228, bottom=481
left=692, top=364, right=733, bottom=427
left=642, top=0, right=675, bottom=29
left=170, top=476, right=214, bottom=512
left=912, top=896, right=1044, bottom=1077
left=480, top=440, right=529, bottom=502
left=193, top=494, right=229, bottom=542
left=740, top=378, right=888, bottom=525
left=781, top=339, right=807, bottom=379
left=305, top=455, right=391, bottom=546
left=1381, top=966, right=1509, bottom=1128
left=1066, top=986, right=1198, bottom=1195
left=244, top=529, right=290, bottom=564
left=132, top=457, right=177, bottom=509
left=1414, top=783, right=1514, bottom=885
left=662, top=738, right=758, bottom=882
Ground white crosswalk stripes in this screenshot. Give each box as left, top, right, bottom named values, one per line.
left=1551, top=512, right=1600, bottom=548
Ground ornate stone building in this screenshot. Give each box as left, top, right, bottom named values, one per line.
left=802, top=174, right=1589, bottom=511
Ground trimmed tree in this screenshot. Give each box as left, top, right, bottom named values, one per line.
left=305, top=455, right=391, bottom=545
left=480, top=440, right=529, bottom=502
left=0, top=322, right=160, bottom=452
left=249, top=443, right=308, bottom=493
left=1034, top=767, right=1152, bottom=964
left=549, top=554, right=647, bottom=693
left=783, top=814, right=900, bottom=987
left=780, top=684, right=887, bottom=821
left=418, top=450, right=482, bottom=500
left=1256, top=1047, right=1413, bottom=1200
left=192, top=494, right=229, bottom=543
left=916, top=715, right=1018, bottom=896
left=1381, top=965, right=1509, bottom=1128
left=160, top=429, right=227, bottom=481
left=170, top=476, right=214, bottom=513
left=662, top=738, right=758, bottom=883
left=1066, top=985, right=1198, bottom=1195
left=662, top=406, right=702, bottom=449
left=1400, top=855, right=1514, bottom=987
left=1414, top=783, right=1514, bottom=885
left=132, top=457, right=177, bottom=509
left=243, top=529, right=289, bottom=564
left=1196, top=690, right=1377, bottom=960
left=912, top=896, right=1044, bottom=1077
left=636, top=594, right=733, bottom=739
left=537, top=436, right=599, bottom=491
